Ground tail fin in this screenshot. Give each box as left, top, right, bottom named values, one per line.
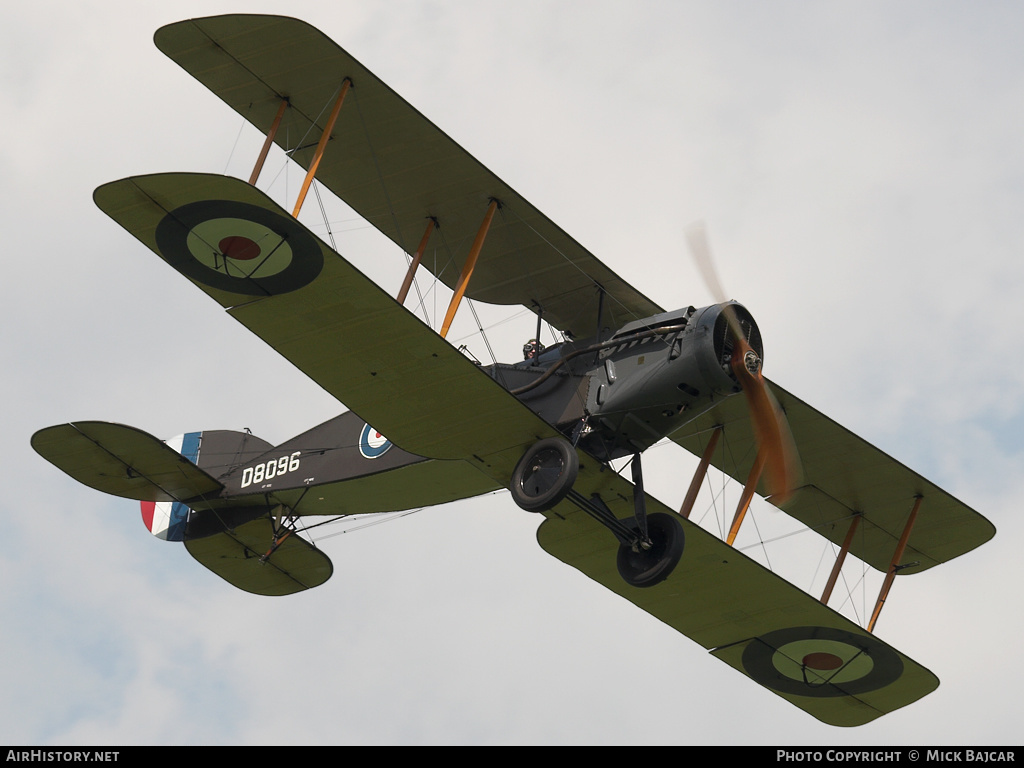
left=139, top=432, right=200, bottom=541
left=138, top=429, right=275, bottom=541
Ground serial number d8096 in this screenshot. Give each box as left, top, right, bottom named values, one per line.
left=240, top=452, right=301, bottom=488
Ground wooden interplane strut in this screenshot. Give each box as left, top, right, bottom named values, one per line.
left=397, top=218, right=437, bottom=305
left=249, top=99, right=288, bottom=185
left=726, top=450, right=765, bottom=546
left=868, top=496, right=923, bottom=632
left=820, top=513, right=862, bottom=605
left=440, top=200, right=498, bottom=339
left=678, top=427, right=722, bottom=519
left=292, top=79, right=352, bottom=218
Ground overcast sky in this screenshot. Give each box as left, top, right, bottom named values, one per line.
left=3, top=0, right=1021, bottom=746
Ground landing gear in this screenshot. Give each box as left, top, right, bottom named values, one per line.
left=510, top=437, right=579, bottom=512
left=516, top=442, right=684, bottom=586
left=616, top=512, right=685, bottom=588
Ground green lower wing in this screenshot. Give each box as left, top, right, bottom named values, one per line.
left=538, top=469, right=939, bottom=727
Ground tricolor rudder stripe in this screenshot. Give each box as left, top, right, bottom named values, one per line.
left=140, top=432, right=201, bottom=541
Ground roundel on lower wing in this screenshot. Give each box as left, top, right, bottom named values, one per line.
left=741, top=626, right=904, bottom=698
left=359, top=423, right=393, bottom=459
left=154, top=200, right=323, bottom=296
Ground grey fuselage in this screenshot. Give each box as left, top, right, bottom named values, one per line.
left=186, top=301, right=762, bottom=536
left=488, top=302, right=762, bottom=462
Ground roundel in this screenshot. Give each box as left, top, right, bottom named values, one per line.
left=741, top=626, right=904, bottom=698
left=359, top=423, right=393, bottom=459
left=154, top=200, right=323, bottom=296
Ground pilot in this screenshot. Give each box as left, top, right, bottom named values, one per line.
left=523, top=338, right=545, bottom=360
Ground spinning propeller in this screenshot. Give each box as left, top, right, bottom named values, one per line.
left=685, top=222, right=801, bottom=504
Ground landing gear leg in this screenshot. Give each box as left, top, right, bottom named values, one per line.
left=558, top=452, right=685, bottom=588
left=630, top=452, right=648, bottom=540
left=616, top=453, right=684, bottom=588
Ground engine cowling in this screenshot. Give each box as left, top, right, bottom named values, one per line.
left=580, top=302, right=762, bottom=461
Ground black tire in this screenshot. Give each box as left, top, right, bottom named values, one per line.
left=510, top=437, right=579, bottom=512
left=616, top=512, right=685, bottom=588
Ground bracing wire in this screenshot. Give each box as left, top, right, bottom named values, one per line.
left=311, top=181, right=337, bottom=251
left=223, top=117, right=248, bottom=175
left=299, top=508, right=426, bottom=542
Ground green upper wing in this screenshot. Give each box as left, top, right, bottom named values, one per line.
left=153, top=13, right=663, bottom=340
left=670, top=381, right=996, bottom=574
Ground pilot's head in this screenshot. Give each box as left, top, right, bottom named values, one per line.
left=523, top=339, right=545, bottom=360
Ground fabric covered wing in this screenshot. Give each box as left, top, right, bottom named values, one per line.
left=669, top=382, right=995, bottom=574
left=93, top=172, right=560, bottom=470
left=153, top=14, right=662, bottom=339
left=537, top=467, right=940, bottom=727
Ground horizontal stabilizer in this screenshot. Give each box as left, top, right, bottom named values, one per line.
left=32, top=422, right=223, bottom=502
left=185, top=516, right=332, bottom=596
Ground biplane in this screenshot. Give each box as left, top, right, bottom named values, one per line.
left=31, top=14, right=995, bottom=728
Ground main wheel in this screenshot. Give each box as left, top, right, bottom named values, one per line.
left=616, top=512, right=685, bottom=588
left=510, top=437, right=579, bottom=512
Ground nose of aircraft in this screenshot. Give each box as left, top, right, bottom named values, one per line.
left=685, top=221, right=801, bottom=503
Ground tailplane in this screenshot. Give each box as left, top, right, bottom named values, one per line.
left=33, top=421, right=333, bottom=595
left=32, top=422, right=224, bottom=504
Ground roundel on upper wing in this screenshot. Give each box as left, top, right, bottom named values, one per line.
left=154, top=200, right=323, bottom=296
left=741, top=626, right=904, bottom=698
left=359, top=423, right=393, bottom=459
